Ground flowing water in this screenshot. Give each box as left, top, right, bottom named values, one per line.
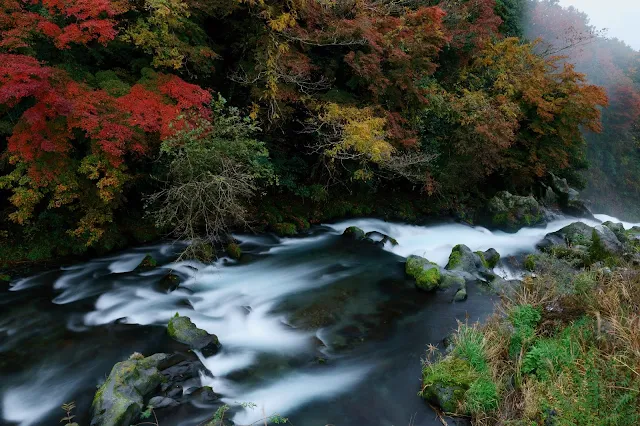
left=0, top=215, right=636, bottom=426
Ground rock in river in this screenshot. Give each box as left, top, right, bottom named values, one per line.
left=168, top=314, right=220, bottom=356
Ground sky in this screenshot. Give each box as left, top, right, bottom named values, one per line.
left=558, top=0, right=640, bottom=50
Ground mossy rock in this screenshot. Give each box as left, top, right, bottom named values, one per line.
left=0, top=274, right=10, bottom=282
left=137, top=254, right=157, bottom=269
left=406, top=255, right=441, bottom=291
left=343, top=226, right=366, bottom=240
left=91, top=353, right=168, bottom=426
left=453, top=287, right=467, bottom=302
left=486, top=191, right=544, bottom=232
left=168, top=314, right=220, bottom=356
left=226, top=242, right=242, bottom=260
left=159, top=273, right=181, bottom=292
left=421, top=356, right=477, bottom=413
left=273, top=222, right=298, bottom=236
left=481, top=249, right=500, bottom=268
left=440, top=272, right=466, bottom=290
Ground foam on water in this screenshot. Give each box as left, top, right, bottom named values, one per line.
left=325, top=216, right=604, bottom=265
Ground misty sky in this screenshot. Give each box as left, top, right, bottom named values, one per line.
left=558, top=0, right=640, bottom=50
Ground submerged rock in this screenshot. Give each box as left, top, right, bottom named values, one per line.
left=91, top=353, right=168, bottom=426
left=168, top=314, right=220, bottom=356
left=453, top=287, right=467, bottom=302
left=486, top=191, right=545, bottom=232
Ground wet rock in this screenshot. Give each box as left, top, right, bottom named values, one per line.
left=189, top=386, right=218, bottom=403
left=160, top=359, right=201, bottom=385
left=405, top=255, right=442, bottom=291
left=91, top=353, right=168, bottom=426
left=480, top=248, right=500, bottom=269
left=440, top=272, right=466, bottom=290
left=136, top=254, right=158, bottom=270
left=549, top=173, right=593, bottom=218
left=158, top=272, right=181, bottom=292
left=168, top=314, right=220, bottom=356
left=486, top=191, right=545, bottom=232
left=148, top=396, right=179, bottom=409
left=603, top=221, right=628, bottom=243
left=453, top=288, right=467, bottom=302
left=446, top=245, right=495, bottom=281
left=342, top=226, right=366, bottom=240
left=365, top=231, right=399, bottom=246
left=537, top=222, right=593, bottom=252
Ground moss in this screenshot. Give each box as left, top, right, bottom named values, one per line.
left=272, top=222, right=297, bottom=236
left=421, top=356, right=477, bottom=413
left=406, top=256, right=441, bottom=291
left=343, top=226, right=365, bottom=240
left=0, top=274, right=10, bottom=282
left=492, top=212, right=510, bottom=225
left=475, top=251, right=489, bottom=268
left=447, top=245, right=463, bottom=269
left=226, top=242, right=242, bottom=260
left=139, top=254, right=157, bottom=268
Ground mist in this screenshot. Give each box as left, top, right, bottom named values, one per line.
left=522, top=0, right=640, bottom=221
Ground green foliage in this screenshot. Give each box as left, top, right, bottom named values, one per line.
left=589, top=229, right=610, bottom=264
left=465, top=376, right=499, bottom=414
left=508, top=304, right=542, bottom=358
left=453, top=326, right=489, bottom=374
left=60, top=402, right=79, bottom=426
left=524, top=254, right=536, bottom=271
left=226, top=242, right=242, bottom=260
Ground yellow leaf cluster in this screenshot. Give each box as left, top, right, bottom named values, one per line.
left=320, top=103, right=393, bottom=164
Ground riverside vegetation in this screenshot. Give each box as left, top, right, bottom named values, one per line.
left=3, top=0, right=640, bottom=268
left=2, top=0, right=640, bottom=425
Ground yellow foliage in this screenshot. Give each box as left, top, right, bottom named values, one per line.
left=122, top=0, right=217, bottom=70
left=318, top=103, right=393, bottom=165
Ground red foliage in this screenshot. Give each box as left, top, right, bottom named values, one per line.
left=0, top=53, right=212, bottom=181
left=0, top=0, right=127, bottom=50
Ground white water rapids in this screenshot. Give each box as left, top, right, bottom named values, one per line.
left=1, top=214, right=638, bottom=426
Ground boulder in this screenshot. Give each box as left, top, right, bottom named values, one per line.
left=405, top=255, right=442, bottom=291
left=136, top=254, right=158, bottom=270
left=91, top=353, right=168, bottom=426
left=537, top=222, right=625, bottom=264
left=446, top=245, right=496, bottom=281
left=148, top=396, right=179, bottom=409
left=480, top=248, right=500, bottom=269
left=603, top=221, right=628, bottom=243
left=486, top=191, right=545, bottom=232
left=189, top=386, right=218, bottom=403
left=549, top=173, right=593, bottom=218
left=168, top=314, right=220, bottom=356
left=342, top=226, right=366, bottom=240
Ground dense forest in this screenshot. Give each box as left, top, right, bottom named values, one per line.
left=0, top=0, right=638, bottom=264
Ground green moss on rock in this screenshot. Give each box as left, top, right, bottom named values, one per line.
left=138, top=254, right=157, bottom=269
left=406, top=255, right=441, bottom=291
left=343, top=226, right=366, bottom=240
left=273, top=222, right=297, bottom=236
left=421, top=356, right=477, bottom=413
left=226, top=242, right=242, bottom=260
left=168, top=314, right=220, bottom=356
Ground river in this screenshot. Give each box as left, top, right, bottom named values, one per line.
left=0, top=214, right=634, bottom=426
